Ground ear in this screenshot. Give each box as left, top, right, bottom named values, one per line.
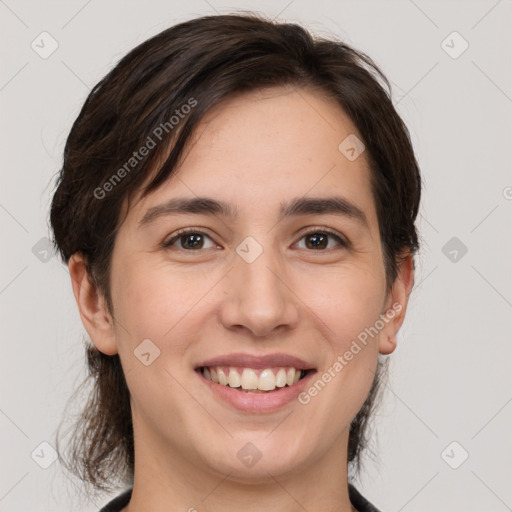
left=378, top=249, right=415, bottom=355
left=68, top=253, right=118, bottom=356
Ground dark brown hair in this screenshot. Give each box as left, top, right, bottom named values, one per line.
left=50, top=11, right=421, bottom=496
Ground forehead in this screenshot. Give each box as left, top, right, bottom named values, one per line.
left=190, top=85, right=362, bottom=163
left=130, top=85, right=377, bottom=230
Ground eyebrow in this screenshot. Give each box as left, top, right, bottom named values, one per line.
left=139, top=195, right=369, bottom=229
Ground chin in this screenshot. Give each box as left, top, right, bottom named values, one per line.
left=203, top=434, right=309, bottom=482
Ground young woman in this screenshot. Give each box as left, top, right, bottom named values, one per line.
left=50, top=12, right=421, bottom=512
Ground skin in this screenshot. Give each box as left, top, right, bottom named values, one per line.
left=69, top=85, right=414, bottom=512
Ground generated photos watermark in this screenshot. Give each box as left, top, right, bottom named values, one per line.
left=94, top=97, right=198, bottom=200
left=298, top=301, right=402, bottom=405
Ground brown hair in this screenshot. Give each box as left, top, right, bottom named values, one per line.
left=50, top=12, right=421, bottom=495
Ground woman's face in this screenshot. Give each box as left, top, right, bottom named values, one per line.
left=75, top=86, right=412, bottom=484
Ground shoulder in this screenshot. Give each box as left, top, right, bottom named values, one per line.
left=348, top=484, right=383, bottom=512
left=98, top=488, right=132, bottom=512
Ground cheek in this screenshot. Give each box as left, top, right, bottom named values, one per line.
left=299, top=268, right=383, bottom=434
left=110, top=259, right=213, bottom=349
left=110, top=259, right=171, bottom=342
left=305, top=262, right=386, bottom=348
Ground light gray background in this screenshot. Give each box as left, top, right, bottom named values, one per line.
left=1, top=1, right=511, bottom=511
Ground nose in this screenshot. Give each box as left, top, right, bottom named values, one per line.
left=219, top=248, right=300, bottom=338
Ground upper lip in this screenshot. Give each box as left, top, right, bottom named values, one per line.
left=196, top=352, right=315, bottom=370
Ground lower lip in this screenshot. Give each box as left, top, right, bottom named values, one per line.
left=196, top=369, right=316, bottom=413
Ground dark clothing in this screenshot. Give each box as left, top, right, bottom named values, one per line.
left=349, top=484, right=383, bottom=511
left=99, top=488, right=131, bottom=512
left=99, top=484, right=382, bottom=511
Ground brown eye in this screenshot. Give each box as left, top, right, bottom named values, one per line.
left=296, top=229, right=347, bottom=251
left=163, top=230, right=216, bottom=250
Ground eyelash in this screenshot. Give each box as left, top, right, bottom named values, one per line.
left=162, top=227, right=349, bottom=252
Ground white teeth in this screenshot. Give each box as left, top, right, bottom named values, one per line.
left=217, top=368, right=228, bottom=386
left=258, top=369, right=276, bottom=390
left=241, top=368, right=259, bottom=389
left=202, top=366, right=305, bottom=391
left=228, top=368, right=241, bottom=388
left=275, top=368, right=287, bottom=387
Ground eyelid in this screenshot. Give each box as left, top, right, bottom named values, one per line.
left=162, top=227, right=219, bottom=249
left=296, top=226, right=350, bottom=249
left=162, top=226, right=350, bottom=250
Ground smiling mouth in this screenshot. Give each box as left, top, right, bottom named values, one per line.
left=197, top=366, right=315, bottom=393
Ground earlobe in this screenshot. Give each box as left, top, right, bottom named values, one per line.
left=68, top=253, right=119, bottom=356
left=378, top=250, right=415, bottom=355
left=379, top=335, right=397, bottom=355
